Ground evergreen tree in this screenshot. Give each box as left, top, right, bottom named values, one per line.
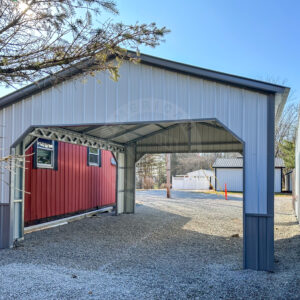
left=279, top=140, right=295, bottom=170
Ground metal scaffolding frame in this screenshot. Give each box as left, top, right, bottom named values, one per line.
left=27, top=127, right=125, bottom=153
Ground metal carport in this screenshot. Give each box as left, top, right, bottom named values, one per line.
left=0, top=52, right=289, bottom=271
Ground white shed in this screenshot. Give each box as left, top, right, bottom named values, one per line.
left=213, top=157, right=284, bottom=193
left=172, top=169, right=214, bottom=190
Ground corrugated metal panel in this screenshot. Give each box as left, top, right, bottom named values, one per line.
left=24, top=142, right=116, bottom=223
left=0, top=61, right=271, bottom=215
left=0, top=204, right=10, bottom=249
left=215, top=168, right=282, bottom=193
left=274, top=169, right=282, bottom=193
left=135, top=122, right=242, bottom=154
left=244, top=215, right=274, bottom=271
left=216, top=169, right=243, bottom=192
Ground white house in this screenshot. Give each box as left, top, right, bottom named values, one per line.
left=172, top=169, right=214, bottom=190
left=213, top=157, right=284, bottom=193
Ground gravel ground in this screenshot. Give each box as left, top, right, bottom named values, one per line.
left=0, top=190, right=299, bottom=299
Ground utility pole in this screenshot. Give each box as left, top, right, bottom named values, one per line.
left=166, top=153, right=171, bottom=198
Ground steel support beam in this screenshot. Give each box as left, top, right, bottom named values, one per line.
left=9, top=142, right=25, bottom=248
left=29, top=127, right=125, bottom=153
left=136, top=141, right=241, bottom=147
left=243, top=95, right=275, bottom=271
left=115, top=152, right=125, bottom=214
left=123, top=144, right=136, bottom=213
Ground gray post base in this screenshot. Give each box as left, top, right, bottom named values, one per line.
left=0, top=204, right=10, bottom=249
left=244, top=214, right=274, bottom=271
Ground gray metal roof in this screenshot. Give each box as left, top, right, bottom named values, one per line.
left=0, top=51, right=289, bottom=110
left=56, top=120, right=243, bottom=154
left=213, top=157, right=285, bottom=168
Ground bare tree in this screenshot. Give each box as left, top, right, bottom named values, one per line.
left=275, top=102, right=299, bottom=157
left=259, top=78, right=299, bottom=158
left=0, top=0, right=169, bottom=88
left=171, top=153, right=221, bottom=177
left=0, top=152, right=26, bottom=189
left=136, top=154, right=166, bottom=189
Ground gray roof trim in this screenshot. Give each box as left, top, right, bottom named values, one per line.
left=0, top=51, right=289, bottom=110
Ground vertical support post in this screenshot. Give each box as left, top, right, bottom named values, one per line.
left=166, top=154, right=171, bottom=198
left=116, top=152, right=125, bottom=214
left=112, top=151, right=119, bottom=215
left=244, top=95, right=275, bottom=271
left=266, top=94, right=275, bottom=270
left=0, top=204, right=10, bottom=248
left=9, top=142, right=25, bottom=246
left=124, top=144, right=136, bottom=213
left=188, top=123, right=192, bottom=152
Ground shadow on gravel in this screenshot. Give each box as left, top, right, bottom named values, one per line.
left=275, top=221, right=299, bottom=226
left=0, top=200, right=299, bottom=299
left=274, top=234, right=300, bottom=271
left=0, top=203, right=243, bottom=271
left=0, top=201, right=297, bottom=275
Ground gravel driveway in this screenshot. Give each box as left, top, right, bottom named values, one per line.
left=0, top=190, right=299, bottom=299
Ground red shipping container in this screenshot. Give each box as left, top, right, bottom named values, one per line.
left=24, top=141, right=116, bottom=225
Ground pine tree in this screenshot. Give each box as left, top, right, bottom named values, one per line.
left=279, top=140, right=295, bottom=170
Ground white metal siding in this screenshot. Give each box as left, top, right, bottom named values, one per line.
left=216, top=168, right=281, bottom=193
left=0, top=61, right=270, bottom=214
left=274, top=169, right=282, bottom=193
left=216, top=169, right=243, bottom=192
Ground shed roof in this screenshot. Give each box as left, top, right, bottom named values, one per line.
left=213, top=157, right=285, bottom=168
left=187, top=169, right=214, bottom=177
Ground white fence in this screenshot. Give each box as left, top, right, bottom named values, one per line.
left=172, top=170, right=214, bottom=190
